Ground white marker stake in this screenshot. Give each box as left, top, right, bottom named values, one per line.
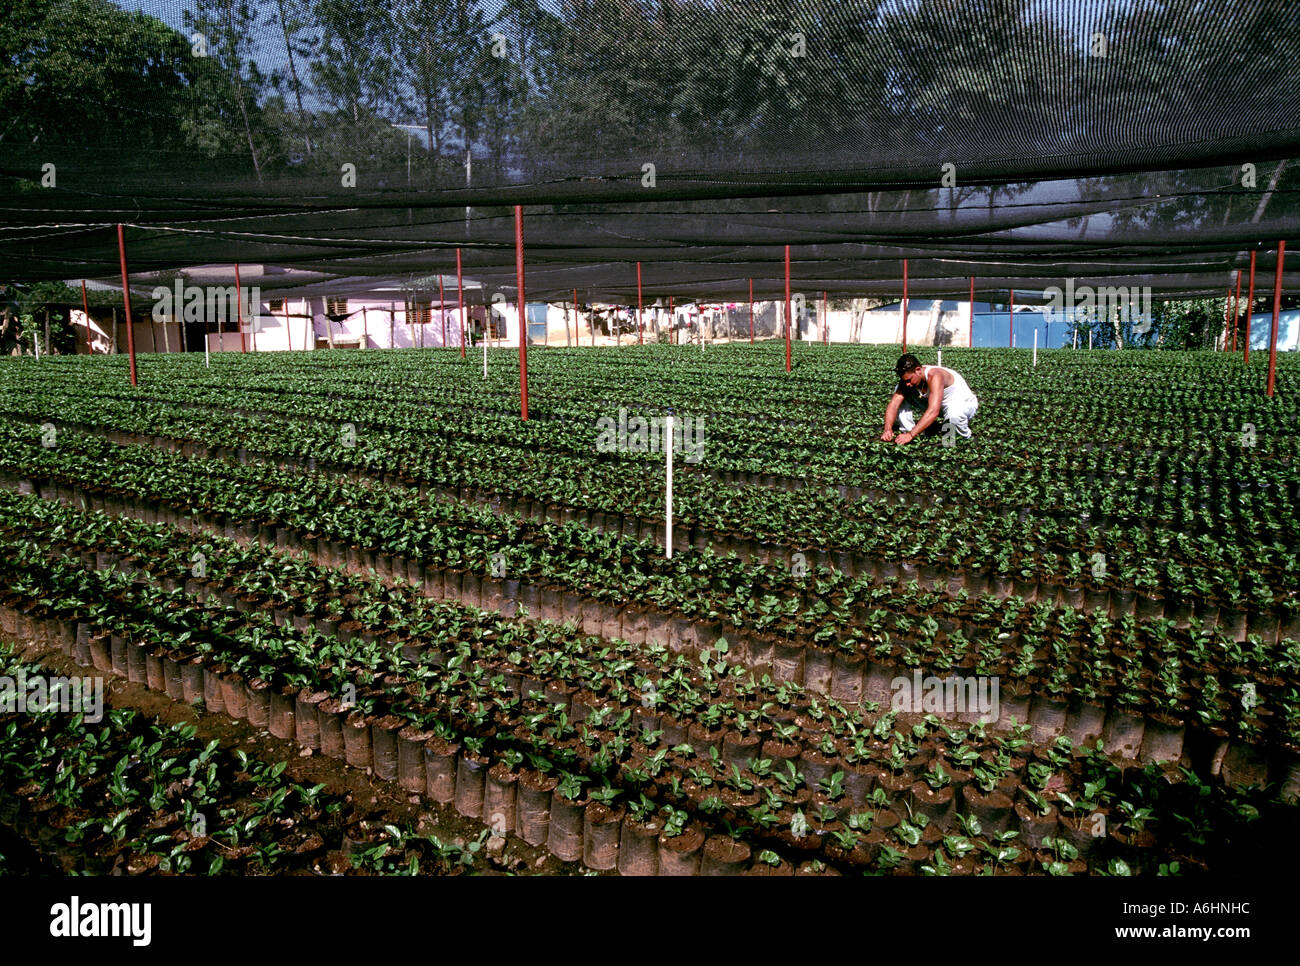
left=937, top=349, right=942, bottom=366
left=665, top=414, right=674, bottom=559
left=204, top=327, right=210, bottom=367
left=1089, top=330, right=1093, bottom=350
left=33, top=332, right=39, bottom=360
left=1033, top=329, right=1038, bottom=366
left=483, top=330, right=488, bottom=380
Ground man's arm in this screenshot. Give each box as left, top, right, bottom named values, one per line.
left=881, top=391, right=904, bottom=441
left=896, top=372, right=944, bottom=443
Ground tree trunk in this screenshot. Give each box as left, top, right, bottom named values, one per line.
left=464, top=145, right=473, bottom=231
left=226, top=1, right=262, bottom=182
left=1251, top=159, right=1288, bottom=224
left=516, top=22, right=530, bottom=103
left=274, top=0, right=311, bottom=156
left=425, top=104, right=437, bottom=181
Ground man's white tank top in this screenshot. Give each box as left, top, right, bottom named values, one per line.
left=898, top=365, right=976, bottom=406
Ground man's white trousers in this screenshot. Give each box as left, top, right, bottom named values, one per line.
left=895, top=395, right=979, bottom=438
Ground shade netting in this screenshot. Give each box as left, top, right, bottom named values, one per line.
left=3, top=0, right=1299, bottom=302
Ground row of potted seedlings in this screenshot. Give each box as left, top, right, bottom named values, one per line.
left=3, top=423, right=1298, bottom=771
left=6, top=415, right=1297, bottom=673
left=0, top=648, right=490, bottom=876
left=10, top=398, right=1297, bottom=646
left=0, top=491, right=1280, bottom=874
left=3, top=379, right=1296, bottom=625
left=0, top=516, right=831, bottom=874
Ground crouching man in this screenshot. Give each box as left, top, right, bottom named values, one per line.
left=880, top=353, right=979, bottom=445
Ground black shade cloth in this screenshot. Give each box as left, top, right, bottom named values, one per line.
left=2, top=0, right=1298, bottom=300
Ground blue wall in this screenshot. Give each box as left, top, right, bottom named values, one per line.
left=880, top=299, right=1089, bottom=349
left=971, top=311, right=1074, bottom=348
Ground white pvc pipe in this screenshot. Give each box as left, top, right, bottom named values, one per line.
left=482, top=327, right=488, bottom=379
left=665, top=414, right=674, bottom=559
left=33, top=332, right=39, bottom=360
left=936, top=349, right=942, bottom=366
left=1033, top=329, right=1038, bottom=366
left=1089, top=330, right=1093, bottom=350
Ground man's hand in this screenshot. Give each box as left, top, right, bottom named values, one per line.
left=895, top=431, right=915, bottom=445
left=880, top=428, right=895, bottom=442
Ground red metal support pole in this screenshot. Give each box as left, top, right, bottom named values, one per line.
left=1246, top=250, right=1257, bottom=363
left=969, top=276, right=975, bottom=347
left=1267, top=240, right=1285, bottom=397
left=784, top=246, right=792, bottom=372
left=637, top=261, right=643, bottom=345
left=1009, top=288, right=1014, bottom=348
left=901, top=258, right=908, bottom=352
left=116, top=224, right=137, bottom=385
left=458, top=249, right=467, bottom=356
left=439, top=273, right=447, bottom=347
left=1231, top=270, right=1242, bottom=352
left=80, top=280, right=91, bottom=355
left=515, top=205, right=529, bottom=420
left=748, top=278, right=754, bottom=343
left=235, top=263, right=247, bottom=353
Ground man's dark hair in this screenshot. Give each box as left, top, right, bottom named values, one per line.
left=895, top=353, right=922, bottom=378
